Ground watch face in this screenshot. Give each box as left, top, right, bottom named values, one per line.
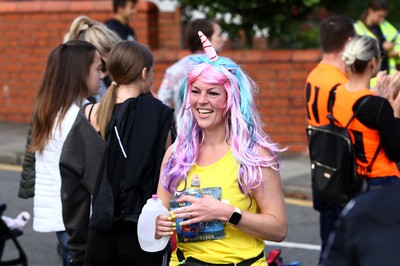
left=229, top=211, right=242, bottom=225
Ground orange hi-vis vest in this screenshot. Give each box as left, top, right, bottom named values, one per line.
left=333, top=85, right=400, bottom=178
left=305, top=63, right=348, bottom=127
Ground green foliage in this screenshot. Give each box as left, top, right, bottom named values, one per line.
left=176, top=0, right=321, bottom=48
left=174, top=0, right=400, bottom=49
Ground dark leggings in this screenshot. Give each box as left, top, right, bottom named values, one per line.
left=85, top=223, right=165, bottom=266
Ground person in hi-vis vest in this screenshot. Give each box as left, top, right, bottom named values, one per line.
left=354, top=0, right=400, bottom=88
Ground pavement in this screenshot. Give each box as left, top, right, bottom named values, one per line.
left=0, top=121, right=313, bottom=200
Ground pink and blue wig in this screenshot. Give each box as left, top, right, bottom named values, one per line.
left=161, top=55, right=285, bottom=197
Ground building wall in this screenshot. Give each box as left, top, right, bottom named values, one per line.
left=0, top=1, right=321, bottom=153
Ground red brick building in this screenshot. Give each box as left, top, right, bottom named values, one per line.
left=0, top=0, right=321, bottom=153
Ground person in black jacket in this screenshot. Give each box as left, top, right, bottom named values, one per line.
left=105, top=0, right=138, bottom=41
left=320, top=182, right=400, bottom=266
left=84, top=40, right=174, bottom=266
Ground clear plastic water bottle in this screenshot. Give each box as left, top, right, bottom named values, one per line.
left=137, top=194, right=170, bottom=252
left=181, top=175, right=202, bottom=239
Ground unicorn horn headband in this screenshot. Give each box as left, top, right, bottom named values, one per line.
left=198, top=31, right=218, bottom=62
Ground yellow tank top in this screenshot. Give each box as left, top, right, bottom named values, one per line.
left=171, top=150, right=267, bottom=265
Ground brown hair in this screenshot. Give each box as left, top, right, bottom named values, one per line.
left=29, top=41, right=97, bottom=152
left=112, top=0, right=138, bottom=13
left=319, top=15, right=355, bottom=53
left=97, top=40, right=153, bottom=138
left=360, top=0, right=388, bottom=22
left=186, top=18, right=217, bottom=52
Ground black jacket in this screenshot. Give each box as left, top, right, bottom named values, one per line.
left=321, top=182, right=400, bottom=266
left=89, top=94, right=173, bottom=233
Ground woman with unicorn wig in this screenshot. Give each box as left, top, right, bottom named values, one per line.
left=155, top=31, right=287, bottom=265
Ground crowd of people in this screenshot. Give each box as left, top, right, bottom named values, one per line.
left=305, top=1, right=400, bottom=265
left=10, top=0, right=400, bottom=265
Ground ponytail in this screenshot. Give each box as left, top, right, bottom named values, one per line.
left=97, top=82, right=118, bottom=139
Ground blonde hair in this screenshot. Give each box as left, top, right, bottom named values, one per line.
left=342, top=35, right=380, bottom=73
left=67, top=16, right=121, bottom=57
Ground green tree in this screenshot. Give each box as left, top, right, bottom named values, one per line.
left=176, top=0, right=321, bottom=48
left=176, top=0, right=400, bottom=49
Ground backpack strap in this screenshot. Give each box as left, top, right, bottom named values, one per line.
left=326, top=84, right=341, bottom=124
left=366, top=142, right=382, bottom=174
left=344, top=95, right=371, bottom=129
left=87, top=103, right=96, bottom=123
left=327, top=83, right=340, bottom=114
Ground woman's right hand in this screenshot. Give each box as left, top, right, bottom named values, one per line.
left=155, top=213, right=175, bottom=239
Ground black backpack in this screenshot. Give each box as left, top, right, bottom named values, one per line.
left=306, top=85, right=379, bottom=207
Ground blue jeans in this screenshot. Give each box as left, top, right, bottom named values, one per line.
left=366, top=176, right=400, bottom=190
left=56, top=230, right=71, bottom=266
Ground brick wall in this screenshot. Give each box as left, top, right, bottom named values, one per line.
left=0, top=1, right=321, bottom=153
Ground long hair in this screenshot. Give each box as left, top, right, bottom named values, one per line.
left=96, top=40, right=154, bottom=138
left=29, top=40, right=97, bottom=152
left=67, top=16, right=121, bottom=58
left=161, top=55, right=284, bottom=197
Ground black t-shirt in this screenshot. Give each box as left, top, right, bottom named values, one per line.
left=105, top=19, right=136, bottom=41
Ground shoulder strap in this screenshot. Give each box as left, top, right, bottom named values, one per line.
left=87, top=103, right=96, bottom=123
left=344, top=95, right=371, bottom=129
left=327, top=84, right=340, bottom=114
left=366, top=142, right=382, bottom=174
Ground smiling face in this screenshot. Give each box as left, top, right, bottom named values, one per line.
left=86, top=51, right=105, bottom=97
left=190, top=78, right=227, bottom=130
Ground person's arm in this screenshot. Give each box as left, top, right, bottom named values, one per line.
left=377, top=104, right=400, bottom=161
left=233, top=149, right=287, bottom=241
left=156, top=145, right=176, bottom=238
left=60, top=120, right=91, bottom=263
left=60, top=105, right=104, bottom=263
left=356, top=96, right=400, bottom=162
